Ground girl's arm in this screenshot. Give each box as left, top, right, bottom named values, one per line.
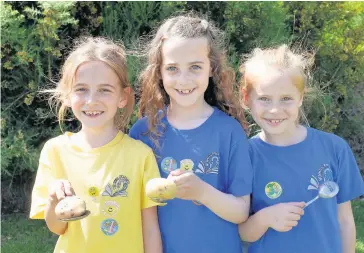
left=142, top=206, right=162, bottom=253
left=338, top=201, right=356, bottom=253
left=199, top=182, right=250, bottom=224
left=239, top=202, right=305, bottom=242
left=44, top=179, right=74, bottom=235
left=45, top=198, right=68, bottom=235
left=169, top=170, right=249, bottom=224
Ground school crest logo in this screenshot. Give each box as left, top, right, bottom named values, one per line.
left=102, top=175, right=129, bottom=197
left=308, top=164, right=334, bottom=191
left=265, top=182, right=282, bottom=199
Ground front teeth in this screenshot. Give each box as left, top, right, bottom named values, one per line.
left=84, top=111, right=102, bottom=116
left=268, top=119, right=284, bottom=123
left=177, top=89, right=194, bottom=94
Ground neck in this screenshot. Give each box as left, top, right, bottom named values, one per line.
left=76, top=125, right=119, bottom=149
left=260, top=125, right=307, bottom=146
left=168, top=99, right=212, bottom=121
left=167, top=99, right=213, bottom=129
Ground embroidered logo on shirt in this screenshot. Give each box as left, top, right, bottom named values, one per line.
left=308, top=164, right=334, bottom=191
left=102, top=175, right=129, bottom=197
left=195, top=152, right=219, bottom=175
left=102, top=201, right=120, bottom=217
left=161, top=157, right=178, bottom=174
left=101, top=218, right=119, bottom=236
left=180, top=159, right=194, bottom=172
left=265, top=182, right=282, bottom=199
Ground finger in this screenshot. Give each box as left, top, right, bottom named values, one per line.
left=289, top=206, right=305, bottom=216
left=288, top=213, right=301, bottom=221
left=289, top=202, right=306, bottom=208
left=55, top=182, right=66, bottom=200
left=285, top=220, right=298, bottom=227
left=169, top=169, right=183, bottom=176
left=63, top=181, right=74, bottom=196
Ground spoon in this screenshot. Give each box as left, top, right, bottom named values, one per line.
left=59, top=210, right=91, bottom=222
left=304, top=181, right=339, bottom=208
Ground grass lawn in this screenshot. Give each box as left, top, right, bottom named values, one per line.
left=1, top=200, right=364, bottom=252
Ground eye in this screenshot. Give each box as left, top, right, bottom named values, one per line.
left=281, top=96, right=293, bottom=101
left=74, top=87, right=87, bottom=92
left=191, top=65, right=202, bottom=70
left=166, top=66, right=177, bottom=72
left=99, top=88, right=112, bottom=93
left=258, top=97, right=270, bottom=102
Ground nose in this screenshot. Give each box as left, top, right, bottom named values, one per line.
left=85, top=91, right=98, bottom=105
left=177, top=71, right=191, bottom=87
left=268, top=102, right=281, bottom=113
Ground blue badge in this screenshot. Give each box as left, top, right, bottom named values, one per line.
left=161, top=157, right=177, bottom=174
left=101, top=218, right=119, bottom=236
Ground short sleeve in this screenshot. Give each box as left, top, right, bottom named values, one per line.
left=336, top=140, right=364, bottom=204
left=227, top=130, right=253, bottom=196
left=141, top=150, right=163, bottom=209
left=29, top=141, right=55, bottom=219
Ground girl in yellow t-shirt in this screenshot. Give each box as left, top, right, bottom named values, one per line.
left=30, top=37, right=163, bottom=253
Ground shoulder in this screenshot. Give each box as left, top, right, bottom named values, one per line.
left=213, top=108, right=246, bottom=134
left=309, top=127, right=349, bottom=150
left=129, top=117, right=149, bottom=138
left=41, top=133, right=69, bottom=152
left=122, top=134, right=154, bottom=156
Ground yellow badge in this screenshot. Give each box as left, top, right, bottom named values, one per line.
left=265, top=182, right=282, bottom=199
left=180, top=159, right=194, bottom=172
left=88, top=186, right=99, bottom=197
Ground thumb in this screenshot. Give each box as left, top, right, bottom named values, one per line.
left=169, top=169, right=183, bottom=176
left=290, top=202, right=306, bottom=208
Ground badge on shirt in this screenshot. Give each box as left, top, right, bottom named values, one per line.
left=101, top=218, right=119, bottom=236
left=161, top=157, right=177, bottom=174
left=265, top=182, right=282, bottom=199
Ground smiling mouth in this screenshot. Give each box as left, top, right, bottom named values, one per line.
left=265, top=119, right=285, bottom=124
left=83, top=111, right=104, bottom=117
left=175, top=88, right=195, bottom=95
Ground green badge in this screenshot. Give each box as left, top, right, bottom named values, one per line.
left=265, top=182, right=282, bottom=199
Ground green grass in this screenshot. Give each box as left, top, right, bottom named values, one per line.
left=1, top=200, right=364, bottom=252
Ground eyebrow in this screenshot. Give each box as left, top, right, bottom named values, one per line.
left=164, top=61, right=206, bottom=65
left=74, top=83, right=116, bottom=89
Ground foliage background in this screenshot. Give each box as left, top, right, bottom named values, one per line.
left=1, top=1, right=363, bottom=213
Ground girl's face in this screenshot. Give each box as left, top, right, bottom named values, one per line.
left=160, top=37, right=211, bottom=109
left=68, top=61, right=128, bottom=131
left=247, top=68, right=303, bottom=137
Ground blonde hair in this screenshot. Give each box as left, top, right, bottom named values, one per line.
left=49, top=37, right=135, bottom=131
left=239, top=44, right=316, bottom=125
left=138, top=14, right=247, bottom=146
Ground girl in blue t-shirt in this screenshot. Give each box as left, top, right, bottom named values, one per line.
left=238, top=44, right=364, bottom=253
left=129, top=14, right=253, bottom=253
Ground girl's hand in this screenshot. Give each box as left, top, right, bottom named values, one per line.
left=48, top=179, right=74, bottom=203
left=168, top=169, right=206, bottom=201
left=262, top=202, right=305, bottom=232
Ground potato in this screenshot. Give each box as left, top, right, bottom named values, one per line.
left=146, top=178, right=177, bottom=202
left=55, top=196, right=86, bottom=219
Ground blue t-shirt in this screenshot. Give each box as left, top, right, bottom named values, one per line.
left=249, top=127, right=364, bottom=253
left=129, top=107, right=253, bottom=253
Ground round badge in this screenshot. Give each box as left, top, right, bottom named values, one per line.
left=102, top=201, right=120, bottom=217
left=160, top=157, right=177, bottom=174
left=88, top=186, right=99, bottom=197
left=265, top=182, right=282, bottom=199
left=101, top=219, right=119, bottom=236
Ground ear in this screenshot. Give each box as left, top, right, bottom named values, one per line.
left=64, top=97, right=71, bottom=107
left=298, top=94, right=304, bottom=107
left=241, top=88, right=249, bottom=107
left=118, top=87, right=131, bottom=109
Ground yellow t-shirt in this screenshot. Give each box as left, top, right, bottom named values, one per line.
left=30, top=132, right=161, bottom=253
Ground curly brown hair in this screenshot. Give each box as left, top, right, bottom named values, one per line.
left=138, top=14, right=247, bottom=145
left=48, top=37, right=135, bottom=132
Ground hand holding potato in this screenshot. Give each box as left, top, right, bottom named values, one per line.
left=145, top=178, right=177, bottom=203
left=168, top=169, right=206, bottom=201
left=48, top=179, right=75, bottom=203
